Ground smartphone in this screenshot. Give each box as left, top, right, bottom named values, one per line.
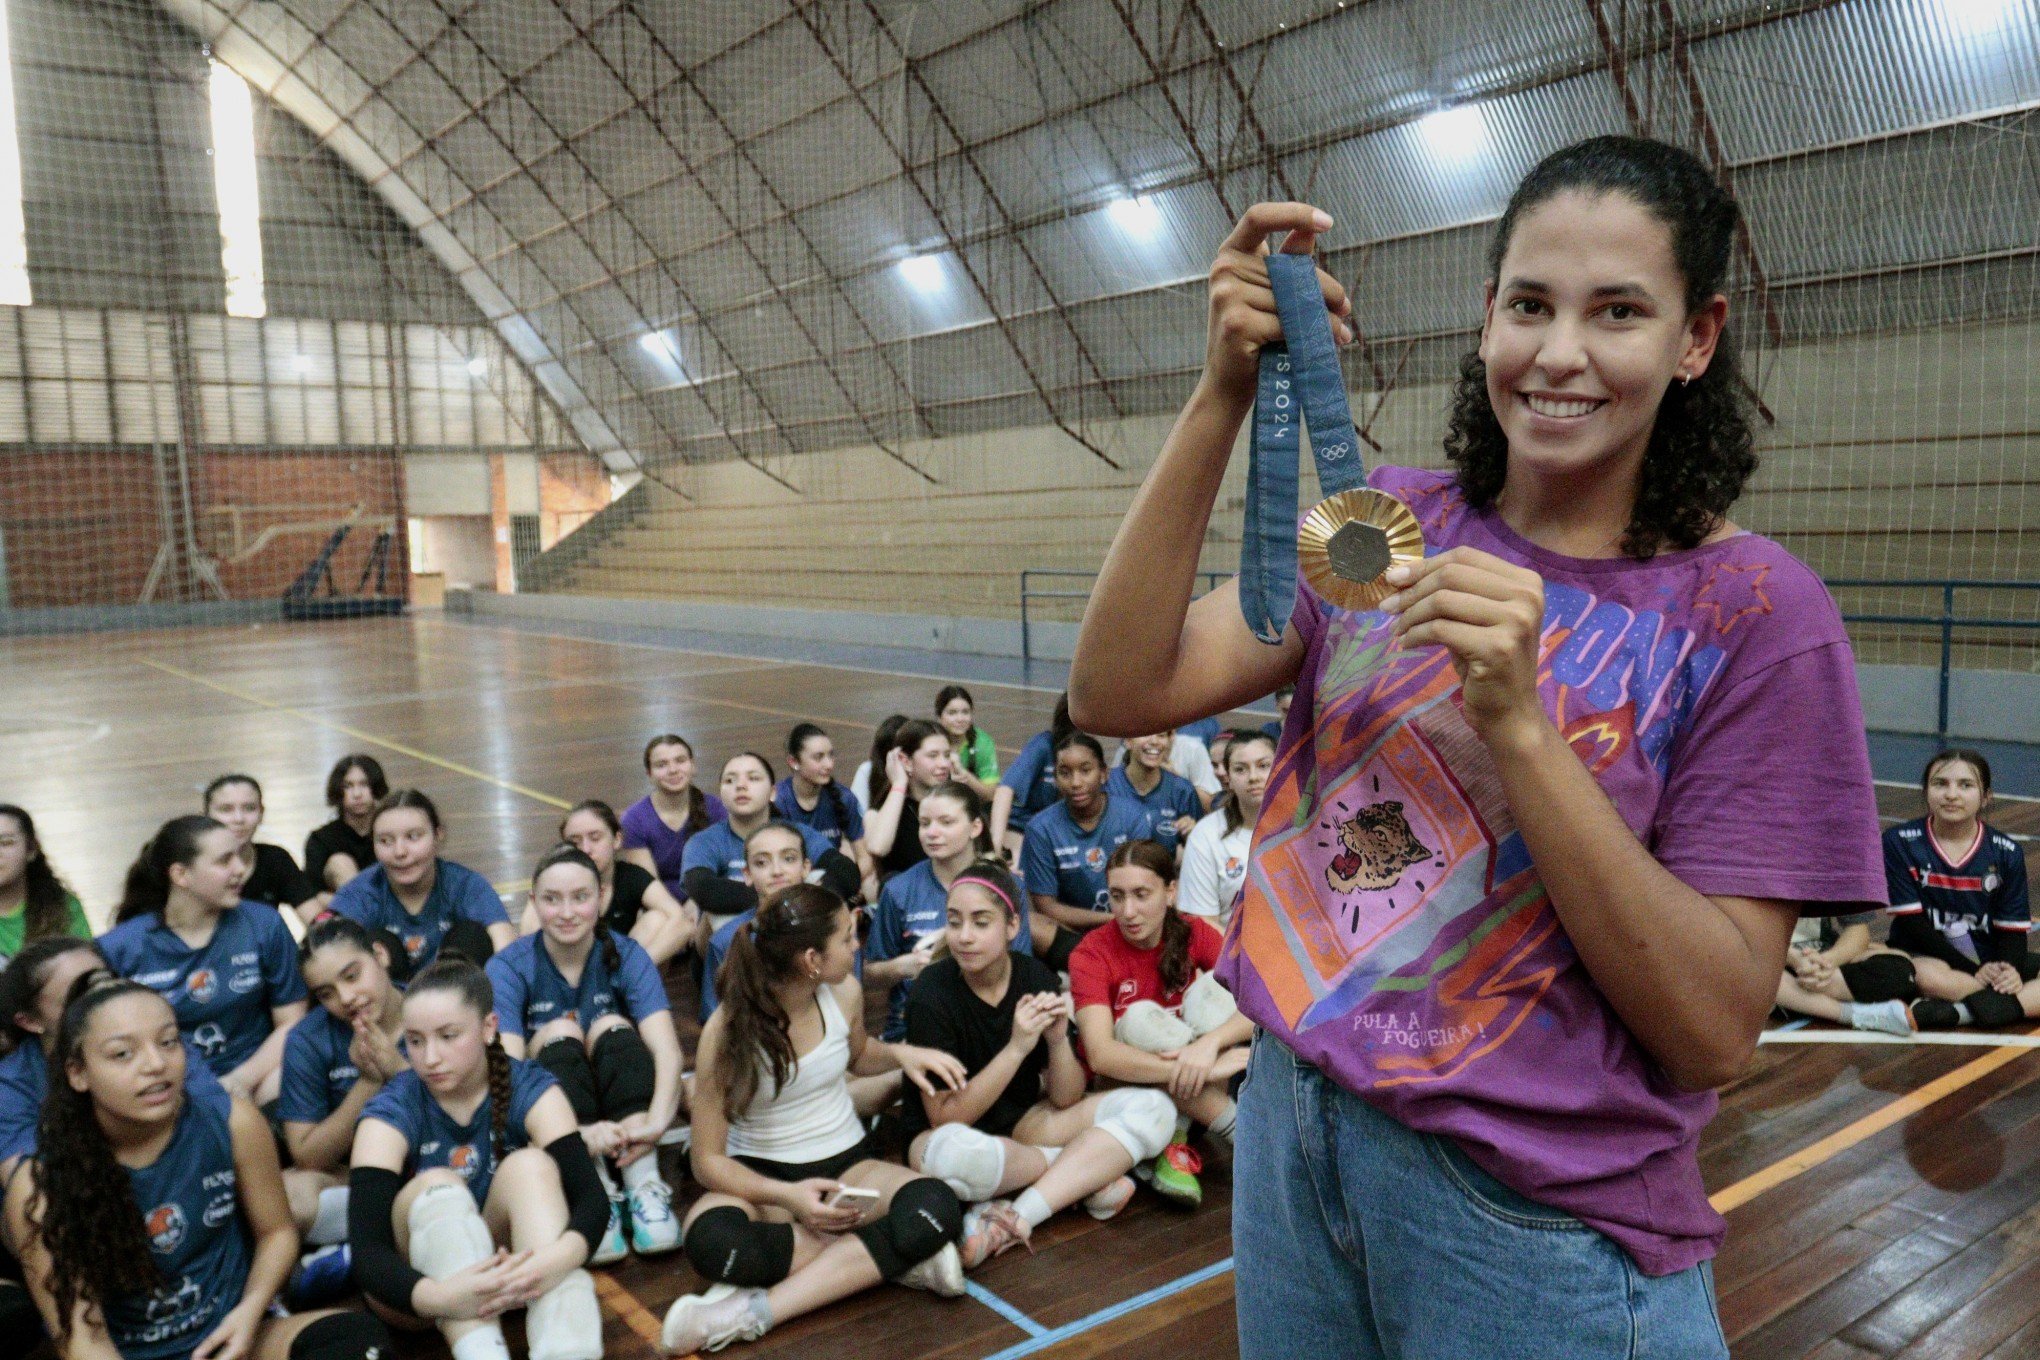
left=826, top=1185, right=881, bottom=1210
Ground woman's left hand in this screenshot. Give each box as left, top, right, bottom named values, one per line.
left=1382, top=547, right=1548, bottom=745
left=1978, top=961, right=2022, bottom=994
left=192, top=1303, right=261, bottom=1360
left=613, top=1111, right=668, bottom=1167
left=891, top=1043, right=969, bottom=1097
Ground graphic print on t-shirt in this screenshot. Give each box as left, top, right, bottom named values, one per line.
left=1233, top=512, right=1738, bottom=1088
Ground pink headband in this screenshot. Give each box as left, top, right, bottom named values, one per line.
left=954, top=873, right=1017, bottom=918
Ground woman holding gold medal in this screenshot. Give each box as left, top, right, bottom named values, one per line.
left=1069, top=137, right=1885, bottom=1356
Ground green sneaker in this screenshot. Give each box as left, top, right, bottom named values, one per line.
left=1148, top=1143, right=1203, bottom=1208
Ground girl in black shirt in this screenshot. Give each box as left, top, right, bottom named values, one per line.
left=903, top=861, right=1176, bottom=1265
left=205, top=774, right=319, bottom=925
left=304, top=754, right=386, bottom=896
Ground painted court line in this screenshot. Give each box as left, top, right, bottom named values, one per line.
left=593, top=1272, right=667, bottom=1352
left=979, top=1257, right=1237, bottom=1360
left=139, top=656, right=572, bottom=810
left=968, top=1281, right=1048, bottom=1338
left=1760, top=1028, right=2040, bottom=1047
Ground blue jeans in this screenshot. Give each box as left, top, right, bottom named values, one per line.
left=1233, top=1033, right=1728, bottom=1360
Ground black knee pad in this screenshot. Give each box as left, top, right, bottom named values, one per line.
left=683, top=1206, right=794, bottom=1287
left=1967, top=987, right=2025, bottom=1028
left=440, top=920, right=497, bottom=966
left=2019, top=957, right=2040, bottom=985
left=533, top=1037, right=600, bottom=1124
left=592, top=1025, right=655, bottom=1120
left=855, top=1178, right=961, bottom=1281
left=1840, top=953, right=1917, bottom=1003
left=289, top=1310, right=394, bottom=1360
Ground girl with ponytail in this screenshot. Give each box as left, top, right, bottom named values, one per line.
left=0, top=806, right=90, bottom=968
left=775, top=723, right=874, bottom=897
left=662, top=885, right=971, bottom=1353
left=487, top=846, right=685, bottom=1262
left=863, top=720, right=956, bottom=880
left=347, top=955, right=608, bottom=1360
left=99, top=816, right=307, bottom=1105
left=6, top=976, right=382, bottom=1360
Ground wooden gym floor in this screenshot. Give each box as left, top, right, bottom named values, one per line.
left=3, top=615, right=2039, bottom=1360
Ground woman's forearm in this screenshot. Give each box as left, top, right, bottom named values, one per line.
left=864, top=787, right=907, bottom=856
left=228, top=1022, right=294, bottom=1093
left=1487, top=717, right=1789, bottom=1089
left=288, top=1079, right=380, bottom=1170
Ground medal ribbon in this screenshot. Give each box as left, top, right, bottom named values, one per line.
left=1239, top=253, right=1370, bottom=644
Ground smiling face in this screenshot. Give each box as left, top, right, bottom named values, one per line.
left=721, top=756, right=774, bottom=818
left=906, top=734, right=953, bottom=792
left=560, top=809, right=619, bottom=873
left=1479, top=189, right=1723, bottom=497
left=744, top=826, right=810, bottom=901
left=373, top=807, right=441, bottom=888
left=303, top=938, right=394, bottom=1026
left=792, top=734, right=834, bottom=788
left=204, top=781, right=263, bottom=848
left=402, top=988, right=493, bottom=1096
left=532, top=861, right=602, bottom=950
left=938, top=696, right=974, bottom=740
left=170, top=827, right=248, bottom=910
left=647, top=741, right=695, bottom=796
left=944, top=881, right=1017, bottom=974
left=1926, top=758, right=1987, bottom=829
left=67, top=990, right=187, bottom=1125
left=1128, top=732, right=1173, bottom=773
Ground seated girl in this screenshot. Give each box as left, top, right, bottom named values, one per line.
left=522, top=801, right=696, bottom=969
left=204, top=775, right=321, bottom=924
left=1105, top=731, right=1207, bottom=856
left=662, top=886, right=969, bottom=1354
left=904, top=861, right=1170, bottom=1264
left=489, top=847, right=685, bottom=1262
left=328, top=790, right=515, bottom=975
left=773, top=724, right=873, bottom=896
left=935, top=687, right=999, bottom=804
left=621, top=734, right=727, bottom=903
left=1069, top=841, right=1250, bottom=1209
left=1020, top=733, right=1160, bottom=948
left=6, top=976, right=390, bottom=1360
left=304, top=755, right=386, bottom=895
left=863, top=720, right=958, bottom=883
left=99, top=816, right=308, bottom=1106
left=1771, top=912, right=1917, bottom=1035
left=0, top=805, right=91, bottom=969
left=866, top=782, right=1026, bottom=1039
left=681, top=754, right=854, bottom=940
left=1177, top=731, right=1275, bottom=930
left=989, top=694, right=1072, bottom=856
left=346, top=957, right=607, bottom=1360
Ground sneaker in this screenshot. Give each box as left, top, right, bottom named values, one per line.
left=283, top=1243, right=352, bottom=1310
left=1848, top=998, right=1916, bottom=1037
left=661, top=1284, right=769, bottom=1354
left=896, top=1242, right=966, bottom=1297
left=627, top=1179, right=682, bottom=1255
left=591, top=1194, right=629, bottom=1266
left=1149, top=1143, right=1204, bottom=1209
left=1082, top=1175, right=1136, bottom=1221
left=958, top=1202, right=1032, bottom=1267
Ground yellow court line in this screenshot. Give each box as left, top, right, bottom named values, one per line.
left=1708, top=1028, right=2040, bottom=1214
left=139, top=657, right=572, bottom=811
left=594, top=1272, right=671, bottom=1354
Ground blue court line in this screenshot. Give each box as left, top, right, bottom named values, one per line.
left=967, top=1281, right=1047, bottom=1338
left=978, top=1256, right=1237, bottom=1360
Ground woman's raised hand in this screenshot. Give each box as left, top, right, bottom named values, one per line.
left=1203, top=203, right=1353, bottom=401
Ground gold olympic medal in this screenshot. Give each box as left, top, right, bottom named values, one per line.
left=1297, top=488, right=1426, bottom=611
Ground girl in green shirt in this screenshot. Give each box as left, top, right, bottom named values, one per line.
left=0, top=805, right=91, bottom=967
left=937, top=685, right=999, bottom=801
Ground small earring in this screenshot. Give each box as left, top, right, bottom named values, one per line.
left=1677, top=372, right=1692, bottom=387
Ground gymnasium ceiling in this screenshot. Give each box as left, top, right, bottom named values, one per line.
left=158, top=0, right=2040, bottom=482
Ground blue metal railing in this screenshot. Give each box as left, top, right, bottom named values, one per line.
left=1022, top=570, right=2040, bottom=742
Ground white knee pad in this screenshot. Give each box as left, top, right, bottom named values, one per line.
left=308, top=1184, right=350, bottom=1245
left=1095, top=1087, right=1176, bottom=1162
left=1114, top=1000, right=1194, bottom=1054
left=407, top=1182, right=493, bottom=1280
left=1182, top=971, right=1238, bottom=1038
left=526, top=1268, right=602, bottom=1360
left=921, top=1123, right=1007, bottom=1202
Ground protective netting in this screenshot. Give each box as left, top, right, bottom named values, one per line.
left=0, top=0, right=2035, bottom=692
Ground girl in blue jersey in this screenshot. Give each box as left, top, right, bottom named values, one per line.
left=990, top=693, right=1074, bottom=854
left=1106, top=731, right=1208, bottom=856
left=1020, top=733, right=1161, bottom=938
left=6, top=977, right=388, bottom=1360
left=662, top=885, right=969, bottom=1354
left=488, top=846, right=684, bottom=1264
left=347, top=956, right=607, bottom=1360
left=99, top=817, right=308, bottom=1107
left=0, top=938, right=114, bottom=1187
left=328, top=790, right=515, bottom=976
left=775, top=725, right=874, bottom=896
left=682, top=754, right=854, bottom=937
left=1885, top=750, right=2037, bottom=1029
left=866, top=782, right=1006, bottom=1039
left=521, top=802, right=696, bottom=969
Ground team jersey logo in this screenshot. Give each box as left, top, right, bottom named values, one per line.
left=403, top=935, right=428, bottom=962
left=145, top=1203, right=186, bottom=1253
left=191, top=1023, right=227, bottom=1058
left=143, top=1276, right=201, bottom=1323
left=202, top=1193, right=237, bottom=1227
left=227, top=969, right=262, bottom=995
left=185, top=969, right=217, bottom=1003
left=1084, top=846, right=1106, bottom=872
left=447, top=1144, right=480, bottom=1177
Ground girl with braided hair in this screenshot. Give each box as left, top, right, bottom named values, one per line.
left=5, top=975, right=390, bottom=1360
left=488, top=846, right=684, bottom=1263
left=346, top=956, right=608, bottom=1360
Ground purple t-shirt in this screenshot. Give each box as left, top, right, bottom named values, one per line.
left=620, top=793, right=727, bottom=899
left=1217, top=466, right=1883, bottom=1276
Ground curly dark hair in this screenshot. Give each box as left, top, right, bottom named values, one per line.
left=1444, top=135, right=1758, bottom=559
left=31, top=978, right=178, bottom=1342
